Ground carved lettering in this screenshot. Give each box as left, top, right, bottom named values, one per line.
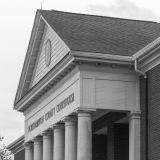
left=28, top=116, right=44, bottom=132
left=56, top=93, right=74, bottom=112
left=45, top=108, right=55, bottom=121
left=28, top=93, right=74, bottom=133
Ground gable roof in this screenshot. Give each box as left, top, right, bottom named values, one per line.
left=39, top=9, right=160, bottom=56
left=14, top=9, right=160, bottom=109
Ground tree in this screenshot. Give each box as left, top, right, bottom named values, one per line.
left=0, top=136, right=12, bottom=160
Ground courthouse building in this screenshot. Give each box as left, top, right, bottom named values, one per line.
left=7, top=9, right=160, bottom=160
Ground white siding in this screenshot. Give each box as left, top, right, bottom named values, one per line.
left=31, top=26, right=69, bottom=87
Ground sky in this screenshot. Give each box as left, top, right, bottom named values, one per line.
left=0, top=0, right=160, bottom=146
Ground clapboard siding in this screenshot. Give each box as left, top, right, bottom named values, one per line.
left=36, top=47, right=66, bottom=77
left=31, top=26, right=69, bottom=87
left=35, top=47, right=66, bottom=79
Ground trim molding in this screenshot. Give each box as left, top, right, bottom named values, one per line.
left=132, top=37, right=160, bottom=60
left=70, top=51, right=132, bottom=61
left=14, top=11, right=44, bottom=104
left=70, top=51, right=134, bottom=66
left=138, top=49, right=160, bottom=72
left=41, top=16, right=70, bottom=53
left=14, top=55, right=74, bottom=112
left=7, top=135, right=24, bottom=154
left=132, top=38, right=160, bottom=73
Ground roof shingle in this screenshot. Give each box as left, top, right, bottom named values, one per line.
left=39, top=9, right=160, bottom=56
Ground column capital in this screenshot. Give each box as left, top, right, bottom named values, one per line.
left=61, top=116, right=78, bottom=122
left=74, top=107, right=96, bottom=114
left=23, top=142, right=33, bottom=149
left=40, top=130, right=53, bottom=136
left=127, top=110, right=141, bottom=120
left=50, top=123, right=64, bottom=130
left=32, top=136, right=43, bottom=143
left=62, top=116, right=78, bottom=127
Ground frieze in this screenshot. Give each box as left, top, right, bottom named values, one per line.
left=28, top=93, right=74, bottom=132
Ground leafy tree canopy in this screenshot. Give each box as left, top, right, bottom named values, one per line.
left=0, top=136, right=12, bottom=160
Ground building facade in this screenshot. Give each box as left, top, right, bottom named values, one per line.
left=8, top=9, right=160, bottom=160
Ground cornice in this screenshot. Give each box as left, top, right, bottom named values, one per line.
left=132, top=37, right=160, bottom=60
left=137, top=48, right=160, bottom=72
left=7, top=135, right=24, bottom=154
left=70, top=42, right=160, bottom=73
left=14, top=11, right=46, bottom=105
left=132, top=37, right=160, bottom=73
left=14, top=54, right=75, bottom=112
left=70, top=51, right=133, bottom=66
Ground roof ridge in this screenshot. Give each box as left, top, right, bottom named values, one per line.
left=38, top=9, right=159, bottom=24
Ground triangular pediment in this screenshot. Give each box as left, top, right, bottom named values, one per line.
left=14, top=9, right=160, bottom=108
left=30, top=20, right=70, bottom=88
left=14, top=10, right=70, bottom=105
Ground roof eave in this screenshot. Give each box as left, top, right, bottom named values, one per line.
left=132, top=37, right=160, bottom=72
left=70, top=51, right=134, bottom=66
left=132, top=37, right=160, bottom=60
left=7, top=135, right=24, bottom=154
left=13, top=54, right=75, bottom=112
left=14, top=10, right=45, bottom=106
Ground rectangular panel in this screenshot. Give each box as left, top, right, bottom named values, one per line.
left=82, top=78, right=93, bottom=106
left=95, top=79, right=139, bottom=110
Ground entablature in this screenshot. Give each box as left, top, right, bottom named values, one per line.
left=14, top=51, right=138, bottom=113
